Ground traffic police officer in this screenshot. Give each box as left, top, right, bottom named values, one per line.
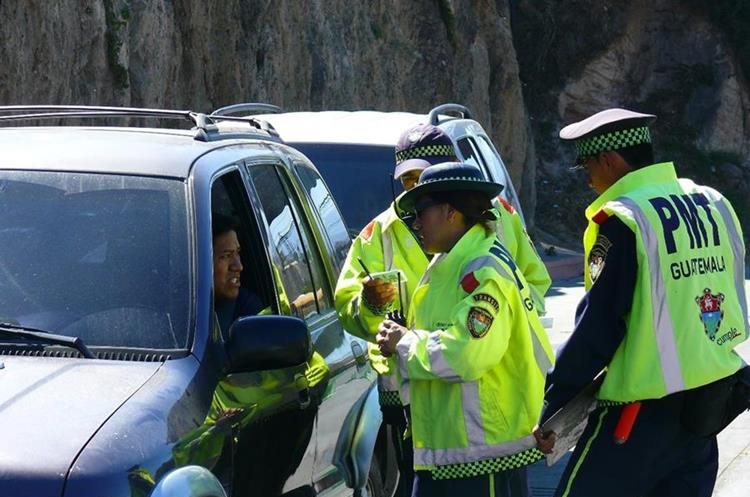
left=541, top=108, right=749, bottom=497
left=377, top=162, right=555, bottom=497
left=335, top=123, right=456, bottom=495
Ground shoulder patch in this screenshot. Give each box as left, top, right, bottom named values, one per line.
left=497, top=196, right=516, bottom=214
left=359, top=220, right=375, bottom=241
left=473, top=293, right=499, bottom=312
left=460, top=272, right=480, bottom=293
left=592, top=210, right=610, bottom=225
left=467, top=307, right=494, bottom=338
left=588, top=233, right=613, bottom=283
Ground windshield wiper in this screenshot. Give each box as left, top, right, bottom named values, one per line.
left=0, top=323, right=96, bottom=359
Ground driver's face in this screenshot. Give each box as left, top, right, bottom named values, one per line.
left=213, top=230, right=243, bottom=301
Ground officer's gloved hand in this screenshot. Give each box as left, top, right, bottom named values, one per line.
left=362, top=277, right=396, bottom=312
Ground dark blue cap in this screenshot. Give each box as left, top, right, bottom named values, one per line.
left=394, top=123, right=457, bottom=179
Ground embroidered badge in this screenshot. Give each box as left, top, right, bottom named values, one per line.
left=588, top=234, right=612, bottom=282
left=473, top=293, right=499, bottom=312
left=467, top=307, right=494, bottom=338
left=695, top=287, right=725, bottom=341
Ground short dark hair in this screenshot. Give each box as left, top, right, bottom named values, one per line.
left=430, top=190, right=494, bottom=228
left=212, top=212, right=240, bottom=240
left=615, top=142, right=655, bottom=170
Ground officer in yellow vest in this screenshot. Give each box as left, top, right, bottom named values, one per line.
left=541, top=109, right=749, bottom=497
left=335, top=123, right=457, bottom=495
left=377, top=162, right=555, bottom=497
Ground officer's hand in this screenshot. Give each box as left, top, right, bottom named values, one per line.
left=533, top=426, right=556, bottom=454
left=362, top=277, right=397, bottom=308
left=377, top=319, right=407, bottom=357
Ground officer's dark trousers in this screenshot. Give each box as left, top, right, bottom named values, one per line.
left=554, top=394, right=718, bottom=497
left=412, top=467, right=530, bottom=497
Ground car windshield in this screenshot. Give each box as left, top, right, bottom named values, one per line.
left=0, top=171, right=190, bottom=349
left=290, top=143, right=402, bottom=233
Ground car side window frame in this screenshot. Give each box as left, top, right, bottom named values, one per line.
left=243, top=160, right=333, bottom=322
left=290, top=158, right=351, bottom=279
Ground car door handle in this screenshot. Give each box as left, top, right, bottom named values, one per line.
left=350, top=340, right=367, bottom=367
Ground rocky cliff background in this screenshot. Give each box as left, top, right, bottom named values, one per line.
left=1, top=0, right=748, bottom=248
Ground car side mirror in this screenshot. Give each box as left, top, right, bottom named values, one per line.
left=224, top=315, right=311, bottom=374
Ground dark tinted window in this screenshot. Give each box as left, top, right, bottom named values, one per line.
left=290, top=143, right=401, bottom=233
left=248, top=164, right=329, bottom=318
left=293, top=161, right=351, bottom=273
left=0, top=172, right=189, bottom=349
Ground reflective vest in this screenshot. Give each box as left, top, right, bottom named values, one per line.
left=334, top=202, right=429, bottom=402
left=490, top=197, right=552, bottom=314
left=397, top=224, right=554, bottom=474
left=584, top=162, right=747, bottom=402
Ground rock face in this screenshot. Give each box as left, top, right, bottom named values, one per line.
left=0, top=0, right=748, bottom=244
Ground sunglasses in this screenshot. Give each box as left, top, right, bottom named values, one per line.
left=413, top=199, right=444, bottom=219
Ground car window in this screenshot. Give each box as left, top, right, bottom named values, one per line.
left=210, top=169, right=273, bottom=334
left=456, top=136, right=495, bottom=185
left=247, top=164, right=331, bottom=319
left=293, top=161, right=351, bottom=274
left=290, top=142, right=400, bottom=233
left=0, top=171, right=190, bottom=349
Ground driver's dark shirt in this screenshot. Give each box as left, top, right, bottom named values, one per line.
left=215, top=288, right=264, bottom=335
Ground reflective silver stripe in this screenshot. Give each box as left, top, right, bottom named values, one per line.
left=462, top=256, right=552, bottom=378
left=529, top=321, right=553, bottom=375
left=413, top=434, right=536, bottom=466
left=418, top=253, right=446, bottom=287
left=395, top=329, right=421, bottom=380
left=425, top=332, right=462, bottom=382
left=461, top=381, right=485, bottom=446
left=377, top=371, right=400, bottom=392
left=491, top=215, right=507, bottom=245
left=382, top=228, right=394, bottom=271
left=701, top=190, right=749, bottom=329
left=460, top=256, right=515, bottom=283
left=613, top=198, right=685, bottom=393
left=400, top=380, right=410, bottom=405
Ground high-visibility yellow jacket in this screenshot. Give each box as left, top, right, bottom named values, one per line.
left=584, top=162, right=747, bottom=401
left=334, top=202, right=429, bottom=404
left=491, top=197, right=551, bottom=314
left=335, top=198, right=551, bottom=406
left=396, top=224, right=554, bottom=477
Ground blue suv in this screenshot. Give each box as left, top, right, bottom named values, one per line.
left=0, top=106, right=395, bottom=497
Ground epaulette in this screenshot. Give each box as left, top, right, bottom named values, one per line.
left=496, top=196, right=516, bottom=214
left=359, top=219, right=375, bottom=241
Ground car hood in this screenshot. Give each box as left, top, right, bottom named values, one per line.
left=0, top=356, right=162, bottom=497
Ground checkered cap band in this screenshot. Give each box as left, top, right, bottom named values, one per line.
left=396, top=144, right=455, bottom=164
left=419, top=175, right=486, bottom=186
left=575, top=126, right=651, bottom=157
left=430, top=448, right=545, bottom=480
left=378, top=390, right=403, bottom=407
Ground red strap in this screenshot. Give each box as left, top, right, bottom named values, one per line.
left=460, top=272, right=480, bottom=293
left=592, top=210, right=610, bottom=225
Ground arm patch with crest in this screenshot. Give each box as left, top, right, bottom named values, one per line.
left=589, top=233, right=613, bottom=283
left=467, top=307, right=494, bottom=338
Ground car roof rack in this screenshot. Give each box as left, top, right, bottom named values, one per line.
left=211, top=102, right=282, bottom=116
left=428, top=103, right=473, bottom=125
left=0, top=105, right=280, bottom=142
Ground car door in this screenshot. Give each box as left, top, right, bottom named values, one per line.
left=289, top=159, right=376, bottom=495
left=244, top=159, right=372, bottom=496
